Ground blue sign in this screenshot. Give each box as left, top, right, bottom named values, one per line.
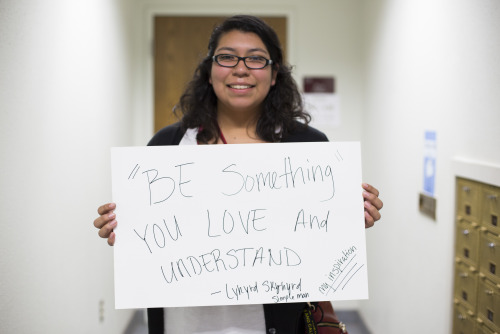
left=423, top=131, right=437, bottom=196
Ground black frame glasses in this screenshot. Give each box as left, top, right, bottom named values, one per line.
left=212, top=54, right=273, bottom=69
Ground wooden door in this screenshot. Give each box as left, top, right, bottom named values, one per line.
left=154, top=16, right=287, bottom=133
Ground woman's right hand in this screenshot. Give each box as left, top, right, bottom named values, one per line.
left=94, top=203, right=117, bottom=246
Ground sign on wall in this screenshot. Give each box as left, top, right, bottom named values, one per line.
left=303, top=77, right=341, bottom=128
left=423, top=130, right=437, bottom=196
left=111, top=142, right=368, bottom=309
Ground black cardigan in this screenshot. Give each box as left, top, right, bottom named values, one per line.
left=146, top=121, right=329, bottom=334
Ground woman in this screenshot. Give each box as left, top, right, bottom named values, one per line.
left=94, top=15, right=382, bottom=333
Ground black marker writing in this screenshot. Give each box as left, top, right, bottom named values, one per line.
left=133, top=216, right=183, bottom=254
left=207, top=209, right=267, bottom=237
left=142, top=169, right=175, bottom=205
left=294, top=209, right=329, bottom=232
left=319, top=245, right=360, bottom=296
left=159, top=246, right=302, bottom=284
left=176, top=162, right=194, bottom=198
left=225, top=282, right=259, bottom=300
left=141, top=162, right=195, bottom=205
left=220, top=157, right=335, bottom=201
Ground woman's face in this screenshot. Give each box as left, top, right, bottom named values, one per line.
left=210, top=30, right=277, bottom=118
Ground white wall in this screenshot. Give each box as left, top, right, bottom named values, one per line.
left=360, top=0, right=500, bottom=333
left=3, top=0, right=498, bottom=333
left=0, top=0, right=136, bottom=333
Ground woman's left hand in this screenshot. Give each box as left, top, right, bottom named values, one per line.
left=362, top=183, right=383, bottom=228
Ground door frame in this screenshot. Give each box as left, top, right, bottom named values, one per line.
left=132, top=5, right=298, bottom=145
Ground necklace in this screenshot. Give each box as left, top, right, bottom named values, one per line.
left=217, top=124, right=228, bottom=144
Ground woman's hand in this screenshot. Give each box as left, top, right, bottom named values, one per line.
left=362, top=183, right=383, bottom=228
left=94, top=203, right=117, bottom=246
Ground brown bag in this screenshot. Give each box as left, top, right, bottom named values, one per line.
left=304, top=302, right=348, bottom=334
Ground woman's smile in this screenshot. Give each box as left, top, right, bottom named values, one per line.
left=227, top=84, right=254, bottom=90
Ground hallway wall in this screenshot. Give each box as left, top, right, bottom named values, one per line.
left=0, top=0, right=136, bottom=332
left=360, top=1, right=500, bottom=333
left=2, top=0, right=499, bottom=333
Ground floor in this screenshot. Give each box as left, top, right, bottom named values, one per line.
left=124, top=310, right=147, bottom=334
left=124, top=309, right=371, bottom=334
left=336, top=310, right=372, bottom=334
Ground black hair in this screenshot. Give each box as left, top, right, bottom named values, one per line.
left=175, top=15, right=310, bottom=143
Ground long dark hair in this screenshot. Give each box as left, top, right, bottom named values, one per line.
left=175, top=15, right=310, bottom=143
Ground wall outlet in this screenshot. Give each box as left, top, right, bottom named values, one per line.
left=99, top=299, right=105, bottom=323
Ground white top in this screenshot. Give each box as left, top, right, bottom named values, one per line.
left=165, top=305, right=266, bottom=334
left=164, top=128, right=266, bottom=333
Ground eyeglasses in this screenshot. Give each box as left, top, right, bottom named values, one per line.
left=212, top=54, right=273, bottom=69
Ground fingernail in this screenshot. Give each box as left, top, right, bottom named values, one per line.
left=364, top=201, right=372, bottom=208
left=109, top=213, right=116, bottom=220
left=109, top=220, right=117, bottom=228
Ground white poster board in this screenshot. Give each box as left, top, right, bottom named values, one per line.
left=111, top=142, right=368, bottom=309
